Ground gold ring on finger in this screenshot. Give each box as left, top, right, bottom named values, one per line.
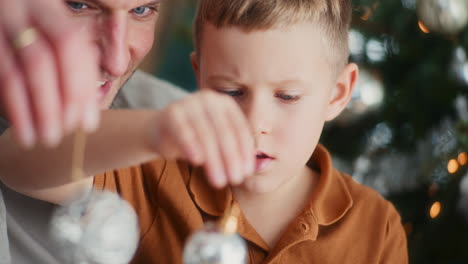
left=13, top=27, right=39, bottom=50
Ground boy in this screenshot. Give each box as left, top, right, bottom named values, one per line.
left=0, top=0, right=408, bottom=263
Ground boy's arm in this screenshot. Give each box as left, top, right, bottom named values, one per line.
left=0, top=91, right=255, bottom=204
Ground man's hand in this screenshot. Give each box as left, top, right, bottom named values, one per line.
left=0, top=0, right=100, bottom=148
left=150, top=91, right=255, bottom=188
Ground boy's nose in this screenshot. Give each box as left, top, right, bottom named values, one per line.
left=244, top=99, right=271, bottom=136
left=98, top=14, right=130, bottom=78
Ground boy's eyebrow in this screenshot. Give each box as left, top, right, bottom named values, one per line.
left=208, top=76, right=305, bottom=84
left=271, top=79, right=306, bottom=86
left=207, top=75, right=309, bottom=88
left=207, top=75, right=240, bottom=84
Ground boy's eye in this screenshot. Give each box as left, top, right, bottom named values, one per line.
left=218, top=89, right=243, bottom=97
left=275, top=94, right=301, bottom=101
left=65, top=1, right=91, bottom=12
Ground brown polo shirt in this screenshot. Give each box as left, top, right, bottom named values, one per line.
left=93, top=145, right=408, bottom=263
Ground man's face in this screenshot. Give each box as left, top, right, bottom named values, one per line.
left=195, top=22, right=345, bottom=193
left=64, top=0, right=160, bottom=108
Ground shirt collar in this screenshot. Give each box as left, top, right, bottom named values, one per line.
left=271, top=144, right=354, bottom=252
left=188, top=166, right=231, bottom=217
left=187, top=144, right=353, bottom=243
left=308, top=144, right=353, bottom=227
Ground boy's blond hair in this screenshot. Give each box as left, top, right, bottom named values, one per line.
left=193, top=0, right=352, bottom=69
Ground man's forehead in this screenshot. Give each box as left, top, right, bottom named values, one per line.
left=85, top=0, right=160, bottom=9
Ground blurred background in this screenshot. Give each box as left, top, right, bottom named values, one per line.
left=141, top=0, right=468, bottom=263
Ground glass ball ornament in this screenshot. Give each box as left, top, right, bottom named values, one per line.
left=183, top=216, right=247, bottom=264
left=336, top=69, right=384, bottom=124
left=458, top=172, right=468, bottom=221
left=417, top=0, right=468, bottom=34
left=451, top=46, right=468, bottom=86
left=50, top=190, right=139, bottom=264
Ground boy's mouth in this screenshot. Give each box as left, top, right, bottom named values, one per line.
left=255, top=151, right=275, bottom=172
left=97, top=81, right=112, bottom=100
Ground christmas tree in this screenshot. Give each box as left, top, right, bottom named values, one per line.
left=152, top=0, right=468, bottom=262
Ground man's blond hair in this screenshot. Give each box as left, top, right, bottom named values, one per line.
left=193, top=0, right=352, bottom=68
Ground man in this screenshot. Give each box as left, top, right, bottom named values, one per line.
left=0, top=0, right=188, bottom=263
left=0, top=71, right=187, bottom=264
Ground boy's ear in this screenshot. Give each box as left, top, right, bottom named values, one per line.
left=190, top=52, right=200, bottom=86
left=325, top=63, right=359, bottom=121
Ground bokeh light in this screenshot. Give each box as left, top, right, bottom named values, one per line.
left=430, top=201, right=441, bottom=219
left=458, top=152, right=468, bottom=166
left=418, top=20, right=430, bottom=34
left=448, top=159, right=459, bottom=174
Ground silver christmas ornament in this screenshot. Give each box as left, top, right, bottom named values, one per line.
left=50, top=190, right=140, bottom=264
left=458, top=172, right=468, bottom=221
left=336, top=69, right=384, bottom=124
left=183, top=205, right=247, bottom=264
left=50, top=130, right=139, bottom=264
left=451, top=46, right=468, bottom=86
left=49, top=131, right=139, bottom=264
left=183, top=222, right=247, bottom=264
left=417, top=0, right=468, bottom=34
left=455, top=95, right=468, bottom=122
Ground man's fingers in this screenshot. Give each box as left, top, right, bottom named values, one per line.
left=0, top=67, right=35, bottom=147
left=0, top=0, right=90, bottom=147
left=225, top=97, right=255, bottom=176
left=18, top=34, right=63, bottom=147
left=166, top=104, right=204, bottom=164
left=0, top=0, right=101, bottom=148
left=155, top=92, right=254, bottom=188
left=0, top=7, right=36, bottom=148
left=187, top=98, right=228, bottom=188
left=30, top=0, right=100, bottom=133
left=52, top=26, right=100, bottom=133
left=203, top=95, right=245, bottom=185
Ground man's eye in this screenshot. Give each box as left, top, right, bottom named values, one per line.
left=275, top=94, right=300, bottom=101
left=65, top=1, right=90, bottom=11
left=131, top=6, right=155, bottom=16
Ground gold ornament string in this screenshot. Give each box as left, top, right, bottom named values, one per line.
left=219, top=200, right=240, bottom=235
left=71, top=129, right=87, bottom=182
left=71, top=128, right=240, bottom=236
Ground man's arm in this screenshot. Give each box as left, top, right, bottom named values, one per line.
left=0, top=110, right=159, bottom=202
left=0, top=91, right=255, bottom=204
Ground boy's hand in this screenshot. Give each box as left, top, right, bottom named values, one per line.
left=150, top=91, right=255, bottom=188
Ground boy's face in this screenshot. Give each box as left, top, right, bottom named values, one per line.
left=193, top=22, right=357, bottom=193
